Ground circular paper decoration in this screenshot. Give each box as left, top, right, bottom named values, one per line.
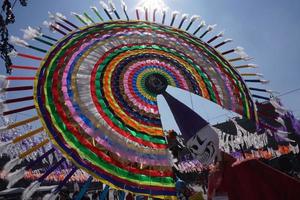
left=34, top=21, right=255, bottom=195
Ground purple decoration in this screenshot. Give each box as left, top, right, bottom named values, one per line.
left=25, top=148, right=55, bottom=170
left=230, top=151, right=243, bottom=159
left=162, top=91, right=209, bottom=141
left=38, top=158, right=65, bottom=182
left=286, top=112, right=300, bottom=136
left=54, top=166, right=77, bottom=193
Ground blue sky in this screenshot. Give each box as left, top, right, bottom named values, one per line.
left=1, top=0, right=300, bottom=131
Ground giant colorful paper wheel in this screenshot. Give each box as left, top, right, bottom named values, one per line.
left=1, top=2, right=261, bottom=198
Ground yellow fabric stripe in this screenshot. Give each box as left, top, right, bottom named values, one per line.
left=7, top=116, right=39, bottom=129
left=19, top=139, right=49, bottom=159
left=13, top=127, right=44, bottom=143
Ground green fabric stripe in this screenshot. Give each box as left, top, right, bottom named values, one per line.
left=99, top=22, right=252, bottom=118
left=43, top=46, right=174, bottom=187
left=95, top=45, right=216, bottom=138
left=39, top=20, right=255, bottom=189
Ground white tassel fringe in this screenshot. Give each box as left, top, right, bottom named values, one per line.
left=22, top=180, right=41, bottom=200
left=6, top=167, right=26, bottom=188
left=3, top=157, right=21, bottom=174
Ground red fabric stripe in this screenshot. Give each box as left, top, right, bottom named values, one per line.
left=6, top=76, right=35, bottom=80
left=3, top=105, right=35, bottom=116
left=47, top=44, right=172, bottom=177
left=90, top=46, right=166, bottom=149
left=17, top=53, right=43, bottom=61
left=35, top=30, right=175, bottom=191
left=10, top=65, right=38, bottom=70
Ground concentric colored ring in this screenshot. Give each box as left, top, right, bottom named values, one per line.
left=34, top=21, right=256, bottom=197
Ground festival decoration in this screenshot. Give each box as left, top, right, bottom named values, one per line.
left=163, top=91, right=219, bottom=166
left=214, top=98, right=300, bottom=162
left=0, top=0, right=298, bottom=199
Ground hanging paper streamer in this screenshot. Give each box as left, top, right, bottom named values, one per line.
left=74, top=176, right=93, bottom=200
left=43, top=166, right=77, bottom=200
left=118, top=190, right=125, bottom=200
left=99, top=185, right=110, bottom=200
left=3, top=139, right=49, bottom=175
left=55, top=166, right=77, bottom=193
left=6, top=148, right=55, bottom=188
left=22, top=158, right=65, bottom=200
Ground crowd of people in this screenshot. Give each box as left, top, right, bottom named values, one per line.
left=28, top=188, right=152, bottom=200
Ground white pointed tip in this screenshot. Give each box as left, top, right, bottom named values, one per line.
left=100, top=1, right=109, bottom=10
left=260, top=79, right=270, bottom=84
left=70, top=12, right=78, bottom=16
left=200, top=20, right=206, bottom=26
left=43, top=21, right=58, bottom=32
left=43, top=20, right=50, bottom=26
left=90, top=6, right=98, bottom=11
left=9, top=36, right=29, bottom=47
left=256, top=73, right=264, bottom=77
left=224, top=38, right=233, bottom=43
left=48, top=11, right=55, bottom=20
left=235, top=48, right=250, bottom=60
left=191, top=15, right=200, bottom=21
left=108, top=0, right=116, bottom=11
left=243, top=56, right=253, bottom=61
left=172, top=11, right=180, bottom=16
left=120, top=0, right=127, bottom=10
left=217, top=31, right=224, bottom=37
left=247, top=63, right=258, bottom=68
left=55, top=12, right=66, bottom=20
left=120, top=0, right=125, bottom=6
left=235, top=46, right=244, bottom=52
left=207, top=24, right=217, bottom=31
left=182, top=13, right=189, bottom=19
left=21, top=26, right=41, bottom=40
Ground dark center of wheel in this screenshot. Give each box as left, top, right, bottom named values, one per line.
left=145, top=73, right=168, bottom=95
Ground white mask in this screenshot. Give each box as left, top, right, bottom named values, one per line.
left=186, top=125, right=219, bottom=165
